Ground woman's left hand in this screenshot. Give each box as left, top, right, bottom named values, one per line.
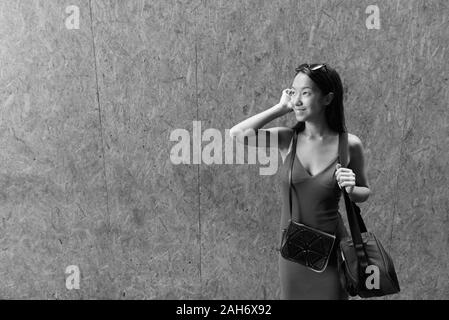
left=335, top=163, right=355, bottom=194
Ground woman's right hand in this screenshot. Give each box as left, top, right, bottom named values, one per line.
left=277, top=88, right=296, bottom=114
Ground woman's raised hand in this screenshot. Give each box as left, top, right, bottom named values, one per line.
left=278, top=88, right=296, bottom=114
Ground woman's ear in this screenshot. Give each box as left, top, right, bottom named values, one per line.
left=324, top=92, right=334, bottom=106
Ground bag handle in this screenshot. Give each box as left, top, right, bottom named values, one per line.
left=338, top=132, right=369, bottom=270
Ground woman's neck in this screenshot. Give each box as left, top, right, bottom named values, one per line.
left=302, top=121, right=335, bottom=140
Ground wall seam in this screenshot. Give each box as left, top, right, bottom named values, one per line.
left=194, top=27, right=202, bottom=296
left=389, top=97, right=411, bottom=273
left=88, top=0, right=111, bottom=230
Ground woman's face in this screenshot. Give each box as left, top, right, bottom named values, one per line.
left=290, top=72, right=328, bottom=121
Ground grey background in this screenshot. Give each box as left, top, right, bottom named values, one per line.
left=0, top=0, right=447, bottom=299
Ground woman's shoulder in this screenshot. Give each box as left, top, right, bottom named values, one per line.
left=346, top=133, right=365, bottom=166
left=277, top=127, right=295, bottom=150
left=347, top=133, right=363, bottom=149
left=276, top=127, right=295, bottom=163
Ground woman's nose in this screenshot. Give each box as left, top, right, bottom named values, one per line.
left=294, top=97, right=302, bottom=106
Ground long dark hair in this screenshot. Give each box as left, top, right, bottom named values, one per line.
left=291, top=63, right=347, bottom=134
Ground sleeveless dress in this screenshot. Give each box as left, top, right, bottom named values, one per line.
left=278, top=129, right=350, bottom=300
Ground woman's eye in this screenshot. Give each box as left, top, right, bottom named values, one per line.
left=302, top=92, right=310, bottom=95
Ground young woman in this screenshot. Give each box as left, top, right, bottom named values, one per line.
left=229, top=63, right=371, bottom=299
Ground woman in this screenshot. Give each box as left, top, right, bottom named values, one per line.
left=229, top=63, right=371, bottom=299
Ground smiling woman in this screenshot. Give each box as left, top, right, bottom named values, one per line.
left=229, top=62, right=371, bottom=300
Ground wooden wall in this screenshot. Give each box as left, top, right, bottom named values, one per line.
left=0, top=0, right=447, bottom=299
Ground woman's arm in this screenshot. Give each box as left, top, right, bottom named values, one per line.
left=335, top=133, right=371, bottom=203
left=347, top=134, right=371, bottom=203
left=229, top=89, right=294, bottom=150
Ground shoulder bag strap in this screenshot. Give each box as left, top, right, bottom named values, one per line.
left=288, top=130, right=299, bottom=222
left=339, top=132, right=369, bottom=269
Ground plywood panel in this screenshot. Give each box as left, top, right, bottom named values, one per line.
left=91, top=0, right=201, bottom=299
left=0, top=0, right=447, bottom=299
left=0, top=0, right=109, bottom=298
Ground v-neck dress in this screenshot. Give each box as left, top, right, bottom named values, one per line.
left=278, top=129, right=350, bottom=300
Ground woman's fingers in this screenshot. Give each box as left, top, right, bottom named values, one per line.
left=336, top=174, right=355, bottom=181
left=338, top=173, right=355, bottom=178
left=335, top=168, right=356, bottom=187
left=339, top=177, right=356, bottom=184
left=335, top=161, right=356, bottom=193
left=284, top=88, right=296, bottom=96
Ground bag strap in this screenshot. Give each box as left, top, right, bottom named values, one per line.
left=288, top=130, right=299, bottom=221
left=339, top=132, right=369, bottom=270
left=338, top=132, right=367, bottom=233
